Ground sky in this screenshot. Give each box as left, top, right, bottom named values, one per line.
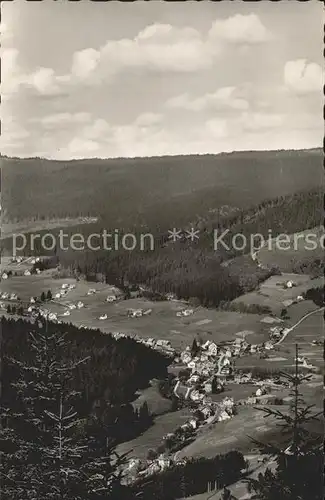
left=1, top=1, right=323, bottom=159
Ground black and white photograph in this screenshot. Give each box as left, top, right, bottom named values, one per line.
left=0, top=2, right=324, bottom=499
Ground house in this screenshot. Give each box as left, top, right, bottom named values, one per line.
left=145, top=338, right=155, bottom=347
left=200, top=406, right=212, bottom=419
left=188, top=374, right=200, bottom=385
left=181, top=352, right=192, bottom=364
left=68, top=304, right=76, bottom=310
left=188, top=418, right=198, bottom=430
left=36, top=268, right=41, bottom=274
left=24, top=270, right=31, bottom=276
left=203, top=381, right=213, bottom=394
left=77, top=301, right=84, bottom=309
left=157, top=456, right=172, bottom=471
left=218, top=410, right=231, bottom=422
left=173, top=380, right=192, bottom=400
left=87, top=288, right=96, bottom=295
left=30, top=297, right=36, bottom=303
left=296, top=295, right=304, bottom=302
left=99, top=314, right=107, bottom=320
left=188, top=360, right=196, bottom=370
left=1, top=273, right=8, bottom=280
left=208, top=342, right=218, bottom=356
left=202, top=340, right=211, bottom=350
left=285, top=280, right=295, bottom=289
left=264, top=341, right=274, bottom=350
left=183, top=309, right=194, bottom=317
left=106, top=295, right=117, bottom=302
left=55, top=293, right=61, bottom=299
left=62, top=310, right=71, bottom=316
left=61, top=284, right=69, bottom=290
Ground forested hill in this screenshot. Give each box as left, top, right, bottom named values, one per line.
left=1, top=148, right=323, bottom=229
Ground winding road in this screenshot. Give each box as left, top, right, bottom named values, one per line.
left=275, top=306, right=324, bottom=345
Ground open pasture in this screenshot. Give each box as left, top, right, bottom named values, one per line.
left=0, top=274, right=268, bottom=349
left=232, top=273, right=323, bottom=315
left=53, top=300, right=268, bottom=350
left=175, top=406, right=280, bottom=460
left=276, top=308, right=323, bottom=368
left=256, top=226, right=324, bottom=270
left=115, top=408, right=193, bottom=460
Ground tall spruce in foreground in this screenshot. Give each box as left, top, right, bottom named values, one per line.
left=0, top=323, right=133, bottom=499
left=244, top=344, right=323, bottom=500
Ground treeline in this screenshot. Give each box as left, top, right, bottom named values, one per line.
left=131, top=451, right=246, bottom=499
left=2, top=149, right=322, bottom=228
left=1, top=188, right=322, bottom=308
left=303, top=286, right=324, bottom=307
left=1, top=317, right=169, bottom=443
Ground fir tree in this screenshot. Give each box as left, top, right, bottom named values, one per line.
left=0, top=327, right=132, bottom=500
left=190, top=338, right=199, bottom=357
left=244, top=344, right=323, bottom=500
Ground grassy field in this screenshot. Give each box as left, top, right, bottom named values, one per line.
left=116, top=408, right=193, bottom=460
left=175, top=406, right=281, bottom=460
left=1, top=217, right=98, bottom=240
left=276, top=308, right=324, bottom=369
left=232, top=273, right=323, bottom=315
left=131, top=382, right=173, bottom=416
left=256, top=226, right=324, bottom=270
left=0, top=272, right=271, bottom=349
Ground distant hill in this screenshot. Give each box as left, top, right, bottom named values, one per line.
left=1, top=148, right=323, bottom=230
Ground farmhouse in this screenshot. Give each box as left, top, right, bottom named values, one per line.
left=24, top=270, right=31, bottom=276
left=2, top=273, right=8, bottom=280
left=173, top=381, right=192, bottom=400
left=207, top=342, right=218, bottom=356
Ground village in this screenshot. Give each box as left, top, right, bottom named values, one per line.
left=0, top=255, right=323, bottom=487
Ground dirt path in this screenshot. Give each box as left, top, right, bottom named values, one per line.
left=275, top=306, right=324, bottom=345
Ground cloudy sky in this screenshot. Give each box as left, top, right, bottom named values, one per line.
left=1, top=1, right=323, bottom=159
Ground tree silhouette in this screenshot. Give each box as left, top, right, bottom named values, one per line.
left=244, top=344, right=323, bottom=500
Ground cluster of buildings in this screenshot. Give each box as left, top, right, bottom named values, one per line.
left=54, top=282, right=76, bottom=300
left=127, top=308, right=152, bottom=318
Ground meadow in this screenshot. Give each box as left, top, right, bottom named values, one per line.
left=231, top=273, right=324, bottom=315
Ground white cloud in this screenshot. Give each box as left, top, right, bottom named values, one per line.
left=36, top=112, right=91, bottom=127
left=134, top=112, right=162, bottom=127
left=1, top=14, right=272, bottom=99
left=205, top=119, right=229, bottom=138
left=284, top=59, right=323, bottom=94
left=0, top=116, right=30, bottom=153
left=71, top=48, right=101, bottom=79
left=209, top=14, right=271, bottom=44
left=240, top=112, right=284, bottom=131
left=166, top=87, right=249, bottom=112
